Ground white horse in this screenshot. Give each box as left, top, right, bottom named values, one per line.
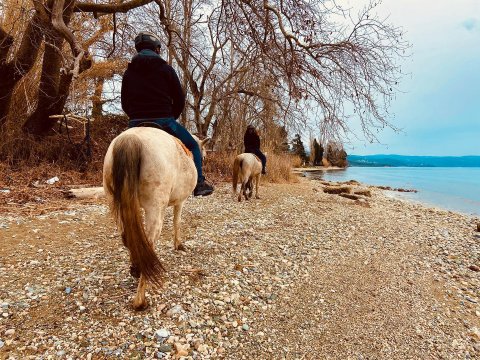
left=232, top=153, right=262, bottom=202
left=103, top=126, right=209, bottom=310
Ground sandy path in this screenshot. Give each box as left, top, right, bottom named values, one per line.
left=0, top=179, right=479, bottom=359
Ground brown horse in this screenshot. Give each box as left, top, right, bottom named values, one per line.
left=103, top=127, right=209, bottom=310
left=232, top=153, right=262, bottom=202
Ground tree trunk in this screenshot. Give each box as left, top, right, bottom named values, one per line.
left=22, top=30, right=65, bottom=135
left=91, top=77, right=105, bottom=119
left=0, top=14, right=44, bottom=127
left=22, top=1, right=87, bottom=135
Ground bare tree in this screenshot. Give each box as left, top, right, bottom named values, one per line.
left=1, top=0, right=407, bottom=148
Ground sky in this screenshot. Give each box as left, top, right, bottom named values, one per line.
left=340, top=0, right=480, bottom=156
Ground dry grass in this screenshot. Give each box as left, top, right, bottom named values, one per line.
left=0, top=116, right=127, bottom=211
left=0, top=117, right=300, bottom=212
left=203, top=150, right=301, bottom=183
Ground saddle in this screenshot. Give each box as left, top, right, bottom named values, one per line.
left=137, top=122, right=192, bottom=158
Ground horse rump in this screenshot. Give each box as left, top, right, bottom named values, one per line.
left=108, top=134, right=164, bottom=286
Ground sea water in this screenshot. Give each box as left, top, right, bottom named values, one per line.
left=305, top=167, right=480, bottom=217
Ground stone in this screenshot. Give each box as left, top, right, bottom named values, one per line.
left=469, top=265, right=480, bottom=272
left=157, top=344, right=173, bottom=353
left=242, top=324, right=249, bottom=331
left=4, top=329, right=15, bottom=336
left=174, top=342, right=189, bottom=357
left=155, top=329, right=170, bottom=341
left=166, top=305, right=183, bottom=317
left=470, top=327, right=480, bottom=341
left=197, top=344, right=208, bottom=353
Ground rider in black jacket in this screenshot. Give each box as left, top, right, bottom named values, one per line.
left=121, top=32, right=213, bottom=196
left=244, top=125, right=267, bottom=174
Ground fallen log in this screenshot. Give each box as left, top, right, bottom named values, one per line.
left=64, top=187, right=105, bottom=199
left=323, top=185, right=352, bottom=194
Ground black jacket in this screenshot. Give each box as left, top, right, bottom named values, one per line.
left=244, top=131, right=261, bottom=151
left=121, top=50, right=185, bottom=119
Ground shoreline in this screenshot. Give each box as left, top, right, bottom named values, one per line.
left=296, top=167, right=480, bottom=219
left=0, top=180, right=479, bottom=358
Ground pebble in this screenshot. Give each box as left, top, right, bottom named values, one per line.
left=155, top=328, right=170, bottom=341
left=1, top=182, right=479, bottom=359
left=158, top=344, right=173, bottom=353
left=469, top=265, right=480, bottom=272
left=4, top=329, right=15, bottom=336
left=166, top=305, right=183, bottom=317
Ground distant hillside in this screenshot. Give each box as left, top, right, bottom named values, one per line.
left=347, top=155, right=480, bottom=167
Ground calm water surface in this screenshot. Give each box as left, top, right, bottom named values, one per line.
left=305, top=167, right=480, bottom=217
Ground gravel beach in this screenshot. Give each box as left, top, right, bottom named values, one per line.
left=1, top=177, right=479, bottom=359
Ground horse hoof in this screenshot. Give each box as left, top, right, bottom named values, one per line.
left=132, top=300, right=148, bottom=311
left=130, top=265, right=140, bottom=279
left=175, top=243, right=187, bottom=251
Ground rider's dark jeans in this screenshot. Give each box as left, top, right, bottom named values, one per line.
left=128, top=118, right=204, bottom=182
left=245, top=147, right=266, bottom=171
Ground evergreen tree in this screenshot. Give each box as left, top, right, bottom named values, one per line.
left=291, top=134, right=308, bottom=162
left=276, top=126, right=290, bottom=153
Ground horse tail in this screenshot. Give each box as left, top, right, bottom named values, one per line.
left=232, top=157, right=243, bottom=192
left=110, top=135, right=164, bottom=286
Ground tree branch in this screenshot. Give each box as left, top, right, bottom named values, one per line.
left=74, top=0, right=154, bottom=14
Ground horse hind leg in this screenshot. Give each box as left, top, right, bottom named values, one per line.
left=246, top=178, right=254, bottom=199
left=238, top=180, right=244, bottom=202
left=122, top=232, right=140, bottom=279
left=243, top=180, right=249, bottom=201
left=254, top=174, right=260, bottom=199
left=131, top=199, right=166, bottom=310
left=133, top=274, right=148, bottom=311
left=173, top=202, right=187, bottom=251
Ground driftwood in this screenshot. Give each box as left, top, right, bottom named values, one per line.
left=354, top=189, right=372, bottom=197
left=339, top=193, right=360, bottom=200
left=323, top=185, right=352, bottom=194
left=64, top=186, right=105, bottom=199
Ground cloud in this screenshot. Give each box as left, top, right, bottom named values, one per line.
left=462, top=18, right=478, bottom=31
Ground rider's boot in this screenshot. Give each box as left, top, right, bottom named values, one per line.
left=194, top=178, right=214, bottom=196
